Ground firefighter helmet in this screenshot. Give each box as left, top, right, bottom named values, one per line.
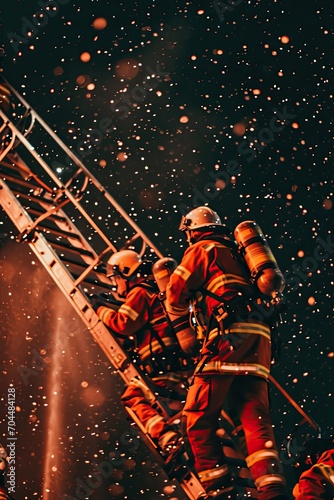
left=106, top=250, right=143, bottom=279
left=179, top=206, right=222, bottom=231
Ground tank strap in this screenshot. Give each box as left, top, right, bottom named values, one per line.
left=132, top=283, right=192, bottom=366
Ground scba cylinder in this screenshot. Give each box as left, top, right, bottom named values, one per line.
left=152, top=257, right=197, bottom=355
left=152, top=257, right=178, bottom=294
left=234, top=220, right=285, bottom=297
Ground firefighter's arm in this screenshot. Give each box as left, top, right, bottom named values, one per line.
left=166, top=245, right=207, bottom=316
left=95, top=288, right=148, bottom=337
left=293, top=463, right=334, bottom=499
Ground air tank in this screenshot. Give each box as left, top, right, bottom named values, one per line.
left=152, top=257, right=198, bottom=355
left=234, top=220, right=285, bottom=297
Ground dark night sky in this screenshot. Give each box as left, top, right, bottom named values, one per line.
left=1, top=1, right=333, bottom=499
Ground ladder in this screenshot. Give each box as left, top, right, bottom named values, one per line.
left=0, top=78, right=207, bottom=500
left=1, top=78, right=323, bottom=500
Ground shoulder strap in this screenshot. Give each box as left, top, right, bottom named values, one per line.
left=132, top=284, right=195, bottom=359
left=132, top=283, right=175, bottom=353
left=199, top=234, right=237, bottom=251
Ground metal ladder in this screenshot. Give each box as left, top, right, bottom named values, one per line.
left=0, top=78, right=207, bottom=500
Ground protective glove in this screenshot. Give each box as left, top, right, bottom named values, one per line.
left=89, top=293, right=122, bottom=312
left=90, top=294, right=106, bottom=312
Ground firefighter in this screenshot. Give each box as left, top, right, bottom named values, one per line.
left=292, top=439, right=334, bottom=499
left=165, top=206, right=288, bottom=500
left=92, top=250, right=193, bottom=454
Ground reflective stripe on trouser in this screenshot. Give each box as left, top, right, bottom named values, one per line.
left=246, top=448, right=286, bottom=500
left=183, top=375, right=287, bottom=497
left=121, top=384, right=169, bottom=440
left=198, top=464, right=230, bottom=487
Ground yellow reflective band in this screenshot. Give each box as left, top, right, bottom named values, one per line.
left=254, top=474, right=286, bottom=488
left=202, top=242, right=227, bottom=252
left=151, top=373, right=185, bottom=384
left=154, top=269, right=170, bottom=280
left=207, top=328, right=219, bottom=342
left=99, top=307, right=114, bottom=325
left=207, top=323, right=270, bottom=342
left=138, top=337, right=175, bottom=359
left=146, top=414, right=164, bottom=434
left=196, top=362, right=270, bottom=379
left=158, top=430, right=178, bottom=448
left=199, top=464, right=229, bottom=483
left=166, top=304, right=190, bottom=315
left=246, top=449, right=279, bottom=468
left=118, top=303, right=138, bottom=321
left=206, top=274, right=250, bottom=293
left=229, top=323, right=271, bottom=340
left=174, top=265, right=192, bottom=281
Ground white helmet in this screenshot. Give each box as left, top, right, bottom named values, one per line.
left=106, top=250, right=143, bottom=279
left=179, top=206, right=222, bottom=231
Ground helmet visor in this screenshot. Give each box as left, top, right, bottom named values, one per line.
left=179, top=215, right=191, bottom=231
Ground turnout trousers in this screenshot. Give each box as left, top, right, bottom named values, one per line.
left=121, top=373, right=190, bottom=449
left=183, top=374, right=287, bottom=500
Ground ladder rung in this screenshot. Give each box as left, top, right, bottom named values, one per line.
left=26, top=206, right=67, bottom=223
left=35, top=224, right=82, bottom=240
left=71, top=273, right=113, bottom=288
left=0, top=171, right=47, bottom=192
left=46, top=238, right=95, bottom=258
left=11, top=188, right=56, bottom=206
left=58, top=255, right=107, bottom=277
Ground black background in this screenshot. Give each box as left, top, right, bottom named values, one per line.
left=1, top=1, right=333, bottom=498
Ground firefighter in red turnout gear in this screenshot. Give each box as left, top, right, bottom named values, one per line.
left=293, top=449, right=334, bottom=500
left=166, top=207, right=288, bottom=500
left=93, top=250, right=192, bottom=454
left=292, top=439, right=334, bottom=500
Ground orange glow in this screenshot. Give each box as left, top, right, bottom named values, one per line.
left=307, top=296, right=316, bottom=306
left=233, top=123, right=246, bottom=136
left=215, top=179, right=226, bottom=190
left=281, top=35, right=290, bottom=44
left=117, top=152, right=128, bottom=162
left=80, top=52, right=91, bottom=62
left=253, top=89, right=261, bottom=95
left=115, top=58, right=139, bottom=79
left=76, top=75, right=88, bottom=86
left=81, top=386, right=105, bottom=406
left=92, top=17, right=107, bottom=30
left=180, top=115, right=189, bottom=123
left=292, top=122, right=299, bottom=129
left=323, top=199, right=332, bottom=210
left=53, top=66, right=64, bottom=76
left=297, top=250, right=304, bottom=258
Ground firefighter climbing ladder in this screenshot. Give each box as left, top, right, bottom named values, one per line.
left=0, top=77, right=212, bottom=500
left=0, top=78, right=321, bottom=500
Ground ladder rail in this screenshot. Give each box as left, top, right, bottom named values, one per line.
left=0, top=78, right=214, bottom=500
left=0, top=107, right=117, bottom=249
left=0, top=77, right=163, bottom=258
left=0, top=178, right=167, bottom=413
